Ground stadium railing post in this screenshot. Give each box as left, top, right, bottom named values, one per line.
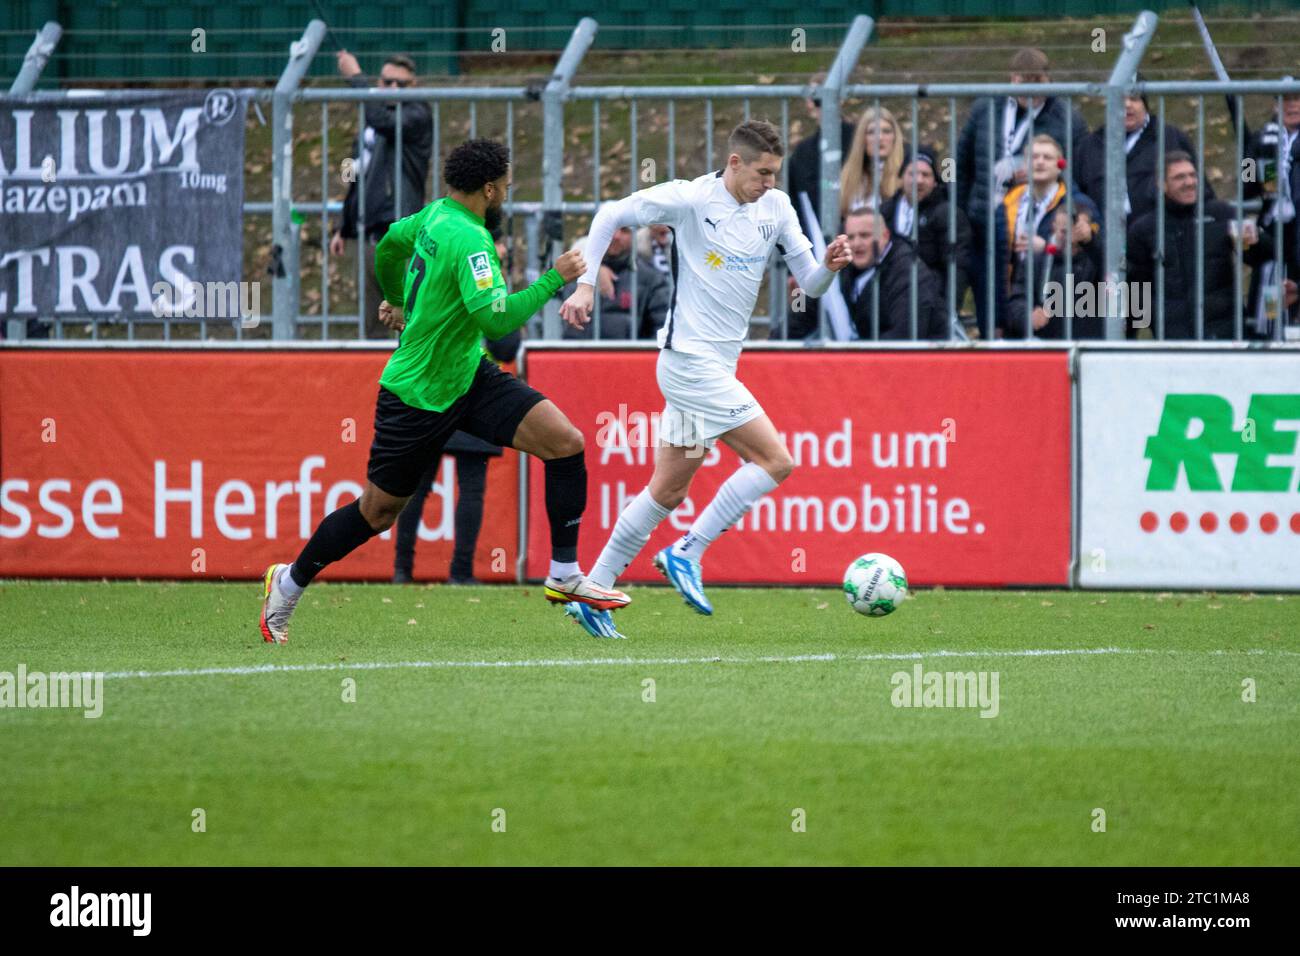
left=541, top=18, right=598, bottom=341
left=8, top=21, right=62, bottom=95
left=8, top=20, right=63, bottom=338
left=271, top=20, right=327, bottom=341
left=1101, top=10, right=1158, bottom=340
left=816, top=15, right=874, bottom=342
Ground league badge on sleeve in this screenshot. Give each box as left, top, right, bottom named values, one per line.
left=468, top=251, right=494, bottom=290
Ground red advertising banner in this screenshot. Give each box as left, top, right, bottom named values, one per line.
left=0, top=349, right=519, bottom=581
left=525, top=348, right=1071, bottom=586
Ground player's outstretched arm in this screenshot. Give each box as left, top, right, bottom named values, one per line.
left=469, top=248, right=588, bottom=340
left=786, top=236, right=851, bottom=298
left=559, top=196, right=641, bottom=330
left=561, top=182, right=689, bottom=329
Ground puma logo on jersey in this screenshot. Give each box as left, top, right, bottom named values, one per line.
left=703, top=217, right=720, bottom=230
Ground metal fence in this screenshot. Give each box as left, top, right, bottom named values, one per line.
left=5, top=12, right=1300, bottom=345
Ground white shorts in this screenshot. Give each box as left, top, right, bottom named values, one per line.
left=655, top=348, right=765, bottom=449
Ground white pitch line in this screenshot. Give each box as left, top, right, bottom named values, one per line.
left=99, top=646, right=1300, bottom=681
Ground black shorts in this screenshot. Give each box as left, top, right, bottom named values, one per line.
left=366, top=358, right=545, bottom=497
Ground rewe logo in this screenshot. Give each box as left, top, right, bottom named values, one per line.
left=50, top=886, right=151, bottom=936
left=1144, top=394, right=1300, bottom=491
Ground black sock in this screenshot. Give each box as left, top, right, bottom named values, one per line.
left=544, top=450, right=586, bottom=564
left=291, top=499, right=381, bottom=586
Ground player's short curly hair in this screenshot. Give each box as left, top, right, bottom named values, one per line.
left=443, top=139, right=510, bottom=194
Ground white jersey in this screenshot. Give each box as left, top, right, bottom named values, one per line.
left=624, top=172, right=813, bottom=367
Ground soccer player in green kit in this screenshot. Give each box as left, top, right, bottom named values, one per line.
left=259, top=139, right=631, bottom=644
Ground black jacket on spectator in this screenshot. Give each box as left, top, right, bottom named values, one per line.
left=1006, top=192, right=1105, bottom=338
left=560, top=250, right=671, bottom=340
left=338, top=74, right=433, bottom=239
left=1075, top=119, right=1206, bottom=222
left=1128, top=196, right=1276, bottom=339
left=878, top=188, right=972, bottom=312
left=787, top=120, right=857, bottom=242
left=840, top=237, right=949, bottom=340
left=956, top=96, right=1088, bottom=226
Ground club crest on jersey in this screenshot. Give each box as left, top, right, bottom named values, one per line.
left=467, top=251, right=494, bottom=290
left=757, top=221, right=775, bottom=240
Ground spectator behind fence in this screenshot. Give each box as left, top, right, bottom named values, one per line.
left=559, top=226, right=671, bottom=340
left=1003, top=134, right=1103, bottom=337
left=1076, top=90, right=1205, bottom=222
left=957, top=47, right=1088, bottom=335
left=840, top=106, right=908, bottom=219
left=392, top=231, right=518, bottom=584
left=329, top=51, right=433, bottom=339
left=1128, top=151, right=1274, bottom=339
left=783, top=73, right=856, bottom=339
left=839, top=206, right=948, bottom=340
left=637, top=224, right=675, bottom=276
left=1243, top=91, right=1300, bottom=336
left=879, top=145, right=972, bottom=318
left=788, top=72, right=858, bottom=244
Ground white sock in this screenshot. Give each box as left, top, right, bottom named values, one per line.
left=672, top=462, right=778, bottom=560
left=590, top=487, right=672, bottom=588
left=549, top=560, right=581, bottom=580
left=278, top=564, right=305, bottom=599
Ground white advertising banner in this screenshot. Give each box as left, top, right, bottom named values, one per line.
left=1080, top=351, right=1300, bottom=590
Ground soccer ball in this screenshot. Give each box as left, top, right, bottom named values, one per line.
left=842, top=553, right=908, bottom=617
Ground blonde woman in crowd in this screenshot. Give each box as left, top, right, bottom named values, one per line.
left=839, top=106, right=907, bottom=219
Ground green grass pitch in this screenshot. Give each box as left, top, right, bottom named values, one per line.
left=1, top=580, right=1296, bottom=866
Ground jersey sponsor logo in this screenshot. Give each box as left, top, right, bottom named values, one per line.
left=704, top=249, right=766, bottom=272
left=467, top=251, right=494, bottom=290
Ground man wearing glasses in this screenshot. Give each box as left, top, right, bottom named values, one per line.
left=330, top=51, right=434, bottom=338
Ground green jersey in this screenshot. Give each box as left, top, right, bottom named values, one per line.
left=374, top=197, right=562, bottom=411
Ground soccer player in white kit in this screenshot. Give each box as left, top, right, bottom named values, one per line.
left=558, top=120, right=851, bottom=638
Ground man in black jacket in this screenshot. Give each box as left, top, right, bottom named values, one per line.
left=879, top=145, right=971, bottom=320
left=329, top=51, right=433, bottom=339
left=956, top=48, right=1087, bottom=336
left=839, top=206, right=948, bottom=340
left=1075, top=92, right=1204, bottom=222
left=1128, top=152, right=1274, bottom=339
